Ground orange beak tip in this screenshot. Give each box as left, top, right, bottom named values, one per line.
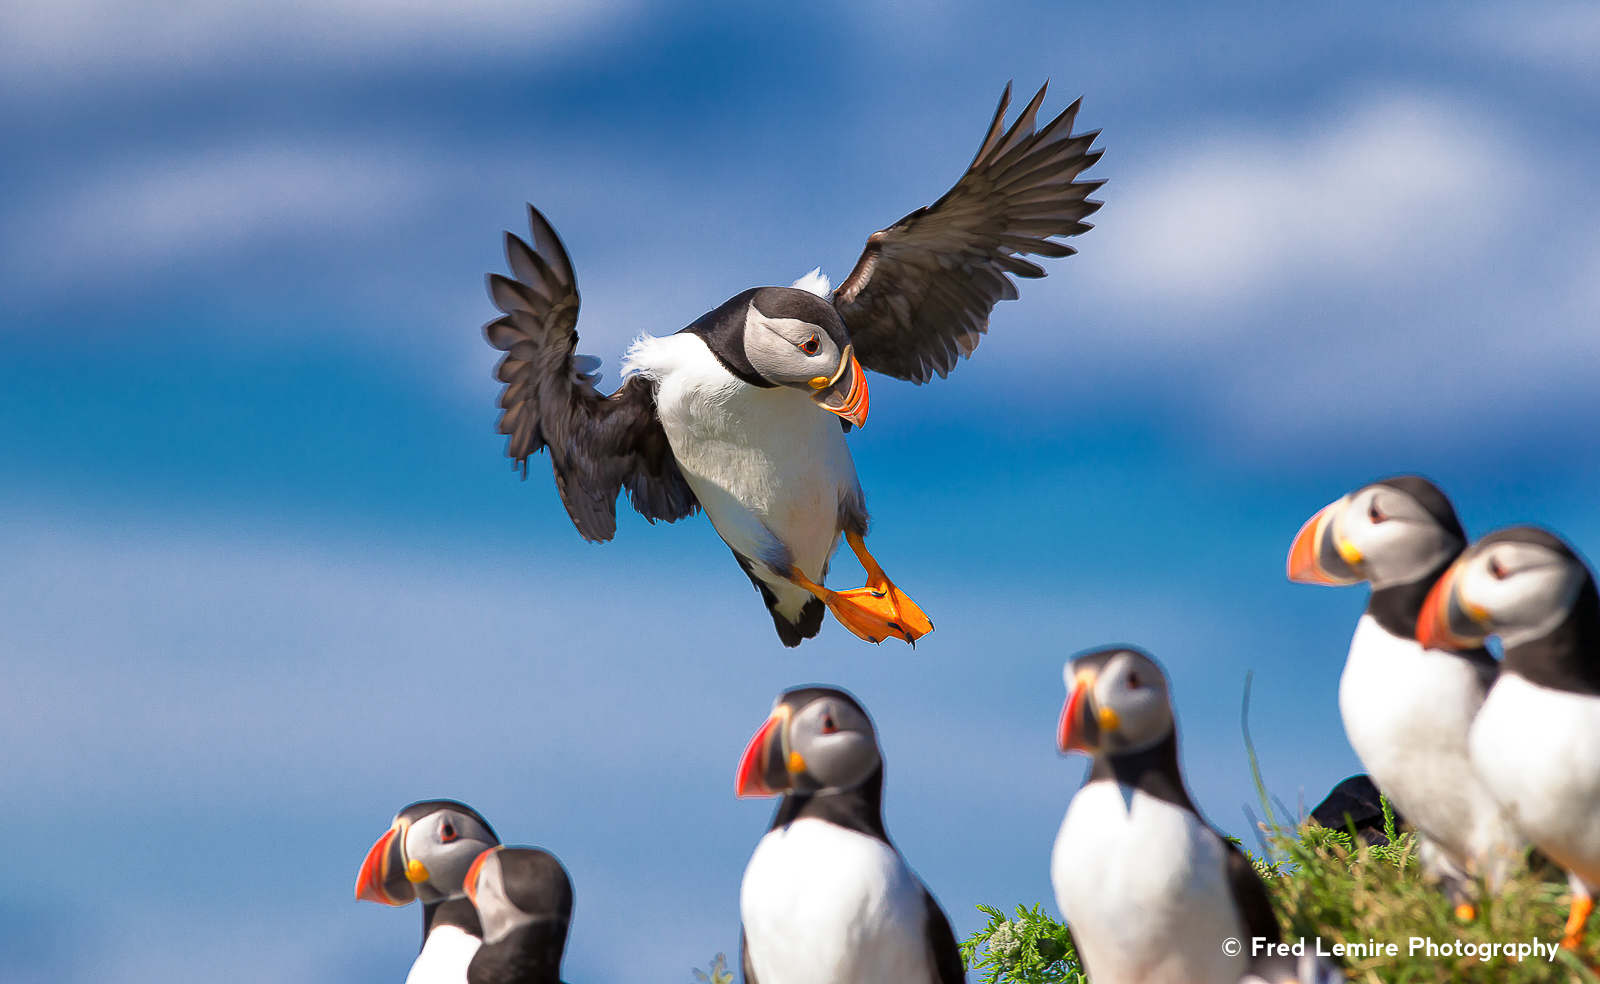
left=463, top=847, right=494, bottom=907
left=735, top=715, right=782, bottom=798
left=356, top=828, right=404, bottom=905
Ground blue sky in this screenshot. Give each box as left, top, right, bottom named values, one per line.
left=3, top=1, right=1600, bottom=981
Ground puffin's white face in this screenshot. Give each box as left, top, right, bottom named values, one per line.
left=738, top=289, right=869, bottom=427
left=355, top=801, right=499, bottom=907
left=1289, top=482, right=1461, bottom=589
left=735, top=687, right=882, bottom=797
left=1058, top=648, right=1174, bottom=757
left=743, top=304, right=846, bottom=384
left=1423, top=538, right=1587, bottom=651
left=402, top=808, right=499, bottom=904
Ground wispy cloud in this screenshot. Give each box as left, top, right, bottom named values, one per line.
left=2, top=142, right=431, bottom=289
left=0, top=0, right=636, bottom=92
left=1093, top=91, right=1515, bottom=312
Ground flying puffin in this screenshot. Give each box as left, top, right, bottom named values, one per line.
left=735, top=686, right=965, bottom=984
left=481, top=81, right=1103, bottom=647
left=357, top=800, right=501, bottom=984
left=1286, top=476, right=1524, bottom=916
left=460, top=846, right=575, bottom=984
left=1418, top=527, right=1600, bottom=951
left=1051, top=647, right=1342, bottom=984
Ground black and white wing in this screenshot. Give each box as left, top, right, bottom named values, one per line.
left=831, top=81, right=1104, bottom=383
left=922, top=888, right=967, bottom=984
left=484, top=205, right=699, bottom=542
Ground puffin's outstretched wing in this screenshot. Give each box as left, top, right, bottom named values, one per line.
left=832, top=81, right=1104, bottom=383
left=484, top=205, right=699, bottom=542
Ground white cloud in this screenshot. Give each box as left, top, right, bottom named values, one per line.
left=2, top=141, right=431, bottom=286
left=1469, top=1, right=1600, bottom=79
left=1094, top=92, right=1515, bottom=310
left=0, top=0, right=635, bottom=90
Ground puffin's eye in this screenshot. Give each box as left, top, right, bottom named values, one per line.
left=1368, top=499, right=1387, bottom=523
left=1126, top=671, right=1141, bottom=689
left=819, top=713, right=837, bottom=734
left=439, top=821, right=458, bottom=843
left=800, top=335, right=820, bottom=355
left=1488, top=556, right=1508, bottom=580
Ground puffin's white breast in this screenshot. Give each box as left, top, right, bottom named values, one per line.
left=1338, top=614, right=1520, bottom=880
left=1470, top=673, right=1600, bottom=889
left=1051, top=782, right=1244, bottom=984
left=404, top=925, right=480, bottom=984
left=740, top=818, right=934, bottom=984
left=629, top=333, right=860, bottom=582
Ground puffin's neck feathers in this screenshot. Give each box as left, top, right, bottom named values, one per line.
left=1369, top=554, right=1499, bottom=674
left=423, top=896, right=484, bottom=947
left=769, top=764, right=890, bottom=844
left=1504, top=576, right=1600, bottom=697
left=1087, top=731, right=1199, bottom=816
left=468, top=918, right=569, bottom=984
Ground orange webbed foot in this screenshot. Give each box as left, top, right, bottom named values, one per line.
left=1561, top=893, right=1593, bottom=951
left=788, top=553, right=933, bottom=646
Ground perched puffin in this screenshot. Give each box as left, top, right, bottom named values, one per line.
left=1287, top=476, right=1524, bottom=914
left=735, top=686, right=965, bottom=984
left=460, top=846, right=575, bottom=984
left=482, top=81, right=1103, bottom=647
left=1418, top=527, right=1600, bottom=950
left=1051, top=647, right=1341, bottom=984
left=357, top=800, right=501, bottom=984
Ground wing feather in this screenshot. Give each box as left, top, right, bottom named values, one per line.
left=834, top=82, right=1105, bottom=383
left=483, top=205, right=699, bottom=541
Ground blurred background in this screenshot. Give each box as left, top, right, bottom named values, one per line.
left=3, top=1, right=1598, bottom=981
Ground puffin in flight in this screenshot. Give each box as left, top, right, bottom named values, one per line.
left=1051, top=647, right=1342, bottom=984
left=1419, top=527, right=1600, bottom=951
left=1287, top=476, right=1524, bottom=916
left=357, top=800, right=501, bottom=984
left=461, top=845, right=575, bottom=984
left=735, top=686, right=965, bottom=984
left=482, top=82, right=1103, bottom=647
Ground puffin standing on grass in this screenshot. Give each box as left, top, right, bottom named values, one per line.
left=460, top=846, right=575, bottom=984
left=1419, top=527, right=1600, bottom=951
left=481, top=81, right=1103, bottom=647
left=735, top=686, right=965, bottom=984
left=1287, top=476, right=1524, bottom=915
left=357, top=800, right=501, bottom=983
left=1050, top=647, right=1341, bottom=984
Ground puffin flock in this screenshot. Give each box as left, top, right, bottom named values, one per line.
left=350, top=84, right=1600, bottom=984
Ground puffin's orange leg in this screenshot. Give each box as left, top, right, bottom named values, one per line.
left=1561, top=890, right=1593, bottom=950
left=843, top=530, right=932, bottom=641
left=785, top=534, right=932, bottom=645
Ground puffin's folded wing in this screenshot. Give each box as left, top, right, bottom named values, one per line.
left=485, top=205, right=699, bottom=542
left=832, top=81, right=1104, bottom=383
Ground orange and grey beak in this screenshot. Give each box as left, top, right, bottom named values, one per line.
left=1417, top=559, right=1487, bottom=651
left=811, top=345, right=869, bottom=428
left=462, top=846, right=496, bottom=908
left=1287, top=497, right=1363, bottom=585
left=1057, top=669, right=1100, bottom=754
left=355, top=824, right=415, bottom=906
left=736, top=705, right=793, bottom=798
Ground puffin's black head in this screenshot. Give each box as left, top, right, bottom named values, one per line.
left=464, top=846, right=574, bottom=951
left=1057, top=647, right=1175, bottom=757
left=683, top=286, right=868, bottom=427
left=1419, top=526, right=1594, bottom=653
left=735, top=685, right=881, bottom=798
left=1288, top=475, right=1465, bottom=590
left=356, top=799, right=500, bottom=907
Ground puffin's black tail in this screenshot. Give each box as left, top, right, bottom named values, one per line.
left=731, top=549, right=825, bottom=647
